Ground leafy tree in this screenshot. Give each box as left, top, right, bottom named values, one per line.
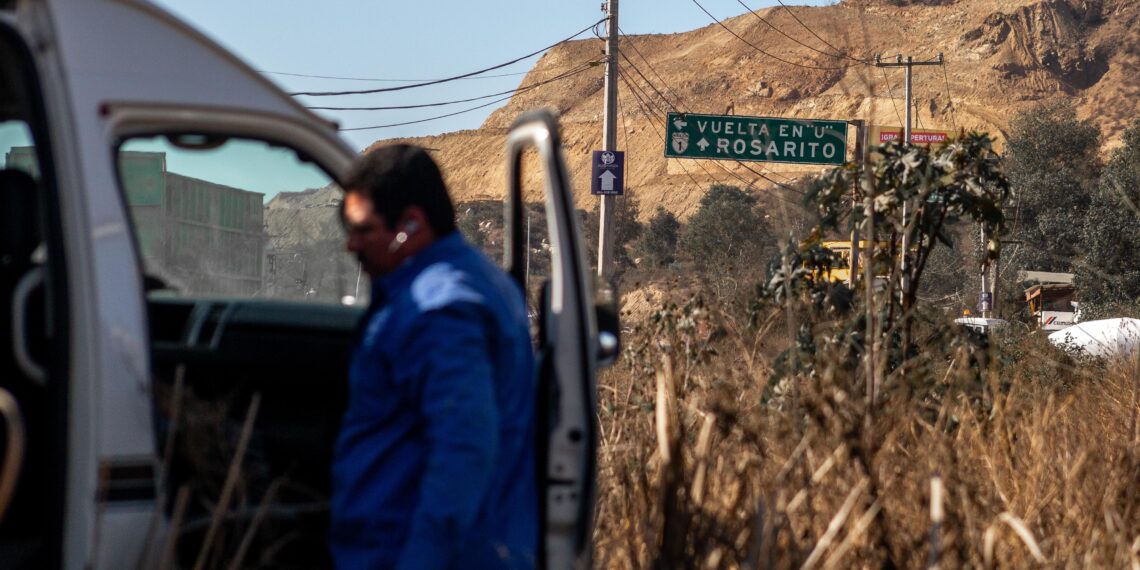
left=635, top=206, right=681, bottom=268
left=799, top=133, right=1009, bottom=311
left=679, top=184, right=773, bottom=275
left=1004, top=101, right=1100, bottom=272
left=1076, top=119, right=1140, bottom=316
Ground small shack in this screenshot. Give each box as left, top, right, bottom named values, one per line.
left=1020, top=271, right=1076, bottom=332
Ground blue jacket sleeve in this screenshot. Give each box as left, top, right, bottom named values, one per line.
left=396, top=302, right=499, bottom=570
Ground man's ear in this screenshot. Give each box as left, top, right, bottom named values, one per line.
left=399, top=206, right=430, bottom=237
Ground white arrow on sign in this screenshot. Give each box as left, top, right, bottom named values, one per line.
left=696, top=137, right=710, bottom=151
left=599, top=170, right=617, bottom=192
left=673, top=118, right=687, bottom=130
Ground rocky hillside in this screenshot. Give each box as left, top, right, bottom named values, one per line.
left=373, top=0, right=1138, bottom=218
left=263, top=185, right=359, bottom=302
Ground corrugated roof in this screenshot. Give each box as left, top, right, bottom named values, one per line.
left=1018, top=270, right=1074, bottom=285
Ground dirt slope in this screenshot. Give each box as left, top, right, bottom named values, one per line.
left=366, top=0, right=1138, bottom=218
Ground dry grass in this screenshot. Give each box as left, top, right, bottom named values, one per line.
left=595, top=287, right=1140, bottom=568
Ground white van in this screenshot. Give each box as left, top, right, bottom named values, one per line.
left=0, top=1, right=609, bottom=568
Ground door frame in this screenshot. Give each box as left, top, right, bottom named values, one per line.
left=0, top=12, right=71, bottom=569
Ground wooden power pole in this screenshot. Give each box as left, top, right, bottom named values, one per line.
left=874, top=53, right=943, bottom=299
left=597, top=0, right=620, bottom=279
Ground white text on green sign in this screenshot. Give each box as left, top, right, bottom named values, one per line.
left=664, top=112, right=848, bottom=165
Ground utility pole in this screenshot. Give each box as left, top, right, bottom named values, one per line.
left=980, top=225, right=990, bottom=318
left=874, top=53, right=943, bottom=301
left=597, top=0, right=619, bottom=279
left=847, top=120, right=865, bottom=289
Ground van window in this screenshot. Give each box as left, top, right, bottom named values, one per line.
left=116, top=135, right=358, bottom=303
left=0, top=40, right=40, bottom=182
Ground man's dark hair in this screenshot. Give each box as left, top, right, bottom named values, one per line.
left=342, top=144, right=457, bottom=235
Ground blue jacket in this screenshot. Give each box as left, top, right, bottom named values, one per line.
left=330, top=232, right=537, bottom=569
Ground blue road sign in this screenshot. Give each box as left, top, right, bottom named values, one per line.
left=591, top=150, right=624, bottom=196
left=978, top=291, right=993, bottom=312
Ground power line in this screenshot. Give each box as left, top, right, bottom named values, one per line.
left=339, top=63, right=595, bottom=132
left=616, top=29, right=857, bottom=196
left=619, top=70, right=728, bottom=187
left=616, top=74, right=692, bottom=211
left=734, top=0, right=869, bottom=65
left=618, top=52, right=680, bottom=112
left=291, top=18, right=604, bottom=97
left=307, top=60, right=601, bottom=111
left=875, top=53, right=944, bottom=136
left=617, top=70, right=719, bottom=213
left=617, top=42, right=809, bottom=196
left=619, top=68, right=806, bottom=206
left=261, top=69, right=531, bottom=82
left=772, top=0, right=865, bottom=64
left=879, top=66, right=906, bottom=128
left=688, top=0, right=851, bottom=71
left=618, top=28, right=691, bottom=113
left=620, top=37, right=816, bottom=198
left=616, top=28, right=828, bottom=200
left=942, top=65, right=960, bottom=131
left=914, top=94, right=925, bottom=130
left=617, top=78, right=632, bottom=151
left=338, top=95, right=512, bottom=131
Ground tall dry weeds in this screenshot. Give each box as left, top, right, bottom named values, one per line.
left=596, top=290, right=1140, bottom=568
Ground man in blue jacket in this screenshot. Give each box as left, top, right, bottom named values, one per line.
left=332, top=144, right=536, bottom=569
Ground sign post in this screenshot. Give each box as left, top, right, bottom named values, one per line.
left=664, top=112, right=848, bottom=165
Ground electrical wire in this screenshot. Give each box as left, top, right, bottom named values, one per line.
left=734, top=0, right=870, bottom=65
left=619, top=49, right=812, bottom=199
left=338, top=63, right=595, bottom=131
left=772, top=0, right=865, bottom=64
left=616, top=76, right=692, bottom=211
left=619, top=68, right=807, bottom=206
left=617, top=46, right=810, bottom=196
left=942, top=65, right=960, bottom=131
left=291, top=18, right=604, bottom=97
left=617, top=28, right=690, bottom=112
left=618, top=28, right=856, bottom=192
left=307, top=60, right=601, bottom=111
left=688, top=0, right=852, bottom=71
left=617, top=69, right=720, bottom=213
left=261, top=69, right=530, bottom=82
left=875, top=53, right=946, bottom=135
left=618, top=52, right=680, bottom=112
left=619, top=69, right=729, bottom=187
left=879, top=66, right=906, bottom=130
left=617, top=80, right=632, bottom=151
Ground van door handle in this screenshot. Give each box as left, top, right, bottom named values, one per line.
left=11, top=266, right=46, bottom=385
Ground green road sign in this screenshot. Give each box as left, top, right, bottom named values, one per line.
left=664, top=112, right=849, bottom=165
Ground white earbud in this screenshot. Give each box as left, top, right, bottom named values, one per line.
left=388, top=220, right=420, bottom=253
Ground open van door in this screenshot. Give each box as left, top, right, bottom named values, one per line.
left=0, top=10, right=71, bottom=570
left=9, top=0, right=357, bottom=568
left=5, top=0, right=611, bottom=568
left=503, top=112, right=616, bottom=569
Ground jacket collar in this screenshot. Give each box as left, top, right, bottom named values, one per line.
left=369, top=231, right=465, bottom=307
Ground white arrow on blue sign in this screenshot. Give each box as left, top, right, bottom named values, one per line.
left=591, top=150, right=624, bottom=196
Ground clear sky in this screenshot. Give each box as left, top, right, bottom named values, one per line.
left=151, top=0, right=836, bottom=153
